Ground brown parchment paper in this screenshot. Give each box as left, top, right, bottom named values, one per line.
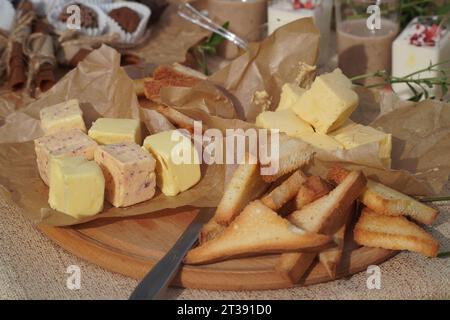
left=0, top=18, right=449, bottom=227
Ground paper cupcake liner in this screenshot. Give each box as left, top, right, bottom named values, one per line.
left=100, top=2, right=151, bottom=44
left=47, top=0, right=109, bottom=37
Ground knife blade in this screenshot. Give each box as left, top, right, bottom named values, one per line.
left=129, top=207, right=215, bottom=300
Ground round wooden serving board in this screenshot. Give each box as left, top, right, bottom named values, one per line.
left=38, top=208, right=397, bottom=291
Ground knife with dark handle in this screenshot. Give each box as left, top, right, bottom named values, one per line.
left=129, top=207, right=215, bottom=300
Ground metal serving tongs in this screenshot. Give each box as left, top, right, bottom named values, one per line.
left=177, top=2, right=249, bottom=51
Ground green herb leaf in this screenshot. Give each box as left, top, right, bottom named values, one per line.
left=437, top=251, right=450, bottom=258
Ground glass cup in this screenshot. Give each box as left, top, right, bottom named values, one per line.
left=207, top=0, right=268, bottom=59
left=335, top=0, right=400, bottom=85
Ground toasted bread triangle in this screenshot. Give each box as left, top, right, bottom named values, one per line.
left=261, top=135, right=314, bottom=183
left=276, top=171, right=365, bottom=283
left=327, top=166, right=438, bottom=225
left=185, top=201, right=331, bottom=265
left=354, top=208, right=439, bottom=257
left=289, top=171, right=366, bottom=234
left=213, top=158, right=269, bottom=225
left=261, top=170, right=307, bottom=211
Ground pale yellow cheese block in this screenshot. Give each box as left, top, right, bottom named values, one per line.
left=94, top=143, right=156, bottom=207
left=255, top=109, right=314, bottom=137
left=48, top=156, right=105, bottom=219
left=40, top=99, right=86, bottom=135
left=298, top=132, right=344, bottom=151
left=34, top=129, right=97, bottom=185
left=143, top=130, right=201, bottom=196
left=88, top=118, right=141, bottom=145
left=293, top=69, right=359, bottom=133
left=276, top=83, right=306, bottom=111
left=330, top=122, right=392, bottom=168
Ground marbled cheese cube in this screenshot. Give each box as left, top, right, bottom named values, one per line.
left=88, top=118, right=141, bottom=145
left=34, top=129, right=97, bottom=185
left=94, top=143, right=156, bottom=207
left=48, top=156, right=105, bottom=219
left=40, top=99, right=86, bottom=135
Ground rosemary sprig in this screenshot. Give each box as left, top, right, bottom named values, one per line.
left=192, top=21, right=229, bottom=76
left=351, top=60, right=450, bottom=102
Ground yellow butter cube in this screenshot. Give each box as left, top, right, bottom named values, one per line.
left=276, top=83, right=306, bottom=111
left=330, top=122, right=392, bottom=168
left=40, top=99, right=86, bottom=135
left=293, top=69, right=359, bottom=133
left=88, top=118, right=141, bottom=145
left=143, top=130, right=201, bottom=196
left=48, top=156, right=105, bottom=219
left=94, top=143, right=156, bottom=207
left=255, top=109, right=314, bottom=137
left=298, top=132, right=344, bottom=151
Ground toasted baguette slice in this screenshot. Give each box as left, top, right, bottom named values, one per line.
left=276, top=171, right=366, bottom=283
left=318, top=221, right=347, bottom=279
left=185, top=201, right=332, bottom=265
left=261, top=170, right=307, bottom=211
left=261, top=135, right=314, bottom=183
left=213, top=158, right=269, bottom=225
left=296, top=176, right=332, bottom=209
left=327, top=166, right=438, bottom=225
left=133, top=77, right=152, bottom=97
left=354, top=208, right=439, bottom=257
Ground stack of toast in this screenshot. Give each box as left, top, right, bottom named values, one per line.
left=184, top=153, right=440, bottom=284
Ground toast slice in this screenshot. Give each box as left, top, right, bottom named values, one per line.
left=296, top=176, right=332, bottom=209
left=327, top=166, right=438, bottom=225
left=261, top=135, right=314, bottom=183
left=185, top=201, right=332, bottom=265
left=261, top=170, right=307, bottom=211
left=276, top=171, right=366, bottom=283
left=148, top=104, right=198, bottom=133
left=213, top=158, right=269, bottom=225
left=354, top=208, right=439, bottom=257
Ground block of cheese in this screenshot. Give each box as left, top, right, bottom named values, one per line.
left=143, top=130, right=201, bottom=196
left=94, top=143, right=157, bottom=207
left=330, top=122, right=392, bottom=168
left=276, top=83, right=306, bottom=111
left=40, top=99, right=86, bottom=135
left=34, top=129, right=97, bottom=185
left=298, top=132, right=344, bottom=151
left=292, top=69, right=359, bottom=133
left=48, top=156, right=105, bottom=219
left=88, top=118, right=141, bottom=145
left=255, top=109, right=314, bottom=137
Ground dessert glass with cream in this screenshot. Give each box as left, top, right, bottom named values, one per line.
left=335, top=0, right=400, bottom=85
left=268, top=0, right=333, bottom=65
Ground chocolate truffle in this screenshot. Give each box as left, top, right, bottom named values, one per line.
left=108, top=7, right=141, bottom=33
left=59, top=3, right=98, bottom=29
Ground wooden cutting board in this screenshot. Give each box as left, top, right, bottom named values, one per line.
left=38, top=207, right=396, bottom=291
